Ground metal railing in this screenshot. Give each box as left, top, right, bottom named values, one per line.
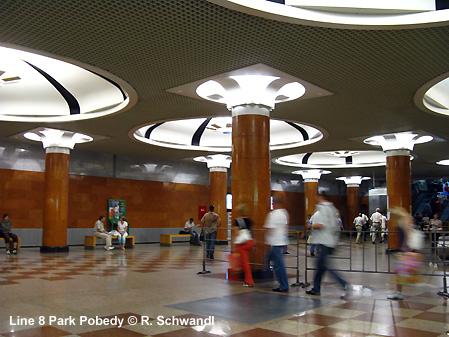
left=196, top=227, right=449, bottom=298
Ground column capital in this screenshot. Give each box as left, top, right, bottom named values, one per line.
left=293, top=169, right=331, bottom=181
left=364, top=131, right=432, bottom=152
left=194, top=154, right=231, bottom=171
left=24, top=127, right=93, bottom=152
left=337, top=176, right=370, bottom=186
left=386, top=149, right=411, bottom=157
left=196, top=75, right=305, bottom=111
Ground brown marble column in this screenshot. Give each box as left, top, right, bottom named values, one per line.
left=347, top=185, right=360, bottom=229
left=209, top=169, right=228, bottom=241
left=304, top=179, right=318, bottom=232
left=42, top=148, right=70, bottom=252
left=232, top=106, right=271, bottom=268
left=386, top=150, right=411, bottom=250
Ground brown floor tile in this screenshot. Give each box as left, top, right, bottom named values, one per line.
left=412, top=292, right=444, bottom=299
left=412, top=312, right=449, bottom=323
left=3, top=275, right=35, bottom=280
left=374, top=326, right=442, bottom=337
left=152, top=328, right=219, bottom=336
left=39, top=276, right=74, bottom=281
left=388, top=302, right=436, bottom=311
left=78, top=327, right=146, bottom=337
left=230, top=328, right=297, bottom=337
left=0, top=280, right=19, bottom=285
left=53, top=271, right=83, bottom=275
left=297, top=327, right=370, bottom=337
left=288, top=313, right=343, bottom=326
left=2, top=325, right=72, bottom=337
left=17, top=271, right=48, bottom=275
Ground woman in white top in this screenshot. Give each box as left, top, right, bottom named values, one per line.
left=117, top=216, right=128, bottom=250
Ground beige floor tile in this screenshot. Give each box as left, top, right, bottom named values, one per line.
left=396, top=318, right=449, bottom=334
left=329, top=319, right=392, bottom=335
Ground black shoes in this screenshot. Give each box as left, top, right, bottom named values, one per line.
left=272, top=288, right=289, bottom=293
left=305, top=289, right=321, bottom=296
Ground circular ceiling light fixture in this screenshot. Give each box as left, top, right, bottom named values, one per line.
left=133, top=117, right=323, bottom=151
left=363, top=132, right=433, bottom=151
left=0, top=44, right=136, bottom=122
left=416, top=73, right=449, bottom=117
left=327, top=151, right=359, bottom=158
left=436, top=159, right=449, bottom=166
left=213, top=0, right=449, bottom=29
left=274, top=150, right=387, bottom=169
left=336, top=176, right=371, bottom=186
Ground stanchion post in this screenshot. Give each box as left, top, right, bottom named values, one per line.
left=291, top=230, right=305, bottom=287
left=197, top=234, right=211, bottom=275
left=302, top=230, right=310, bottom=288
left=437, top=234, right=448, bottom=298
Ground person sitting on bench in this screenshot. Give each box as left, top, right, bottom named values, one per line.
left=94, top=215, right=114, bottom=250
left=0, top=214, right=19, bottom=255
left=184, top=218, right=200, bottom=246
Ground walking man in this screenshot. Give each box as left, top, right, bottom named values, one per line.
left=370, top=208, right=382, bottom=244
left=306, top=192, right=349, bottom=298
left=264, top=194, right=290, bottom=292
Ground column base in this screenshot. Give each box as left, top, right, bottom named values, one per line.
left=40, top=246, right=69, bottom=253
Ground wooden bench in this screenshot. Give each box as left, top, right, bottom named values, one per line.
left=160, top=234, right=191, bottom=246
left=84, top=235, right=135, bottom=249
left=0, top=236, right=21, bottom=249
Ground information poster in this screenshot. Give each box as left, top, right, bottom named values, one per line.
left=108, top=199, right=126, bottom=230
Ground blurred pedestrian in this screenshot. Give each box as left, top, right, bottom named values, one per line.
left=306, top=192, right=350, bottom=298
left=233, top=204, right=254, bottom=287
left=387, top=207, right=423, bottom=300
left=264, top=195, right=289, bottom=292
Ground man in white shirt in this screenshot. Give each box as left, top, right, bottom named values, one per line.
left=306, top=192, right=349, bottom=298
left=94, top=215, right=114, bottom=250
left=264, top=194, right=289, bottom=293
left=361, top=212, right=369, bottom=241
left=370, top=208, right=382, bottom=244
left=184, top=218, right=200, bottom=246
left=353, top=213, right=364, bottom=244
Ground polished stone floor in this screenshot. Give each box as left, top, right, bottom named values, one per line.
left=0, top=239, right=448, bottom=337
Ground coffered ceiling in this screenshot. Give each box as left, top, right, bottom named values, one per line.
left=0, top=0, right=449, bottom=180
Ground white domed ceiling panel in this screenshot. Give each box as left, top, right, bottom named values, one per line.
left=133, top=117, right=323, bottom=152
left=274, top=150, right=388, bottom=169
left=0, top=45, right=136, bottom=122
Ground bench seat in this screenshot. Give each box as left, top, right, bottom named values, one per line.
left=84, top=235, right=135, bottom=249
left=160, top=234, right=191, bottom=246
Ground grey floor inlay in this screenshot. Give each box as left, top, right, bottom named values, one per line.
left=167, top=290, right=335, bottom=325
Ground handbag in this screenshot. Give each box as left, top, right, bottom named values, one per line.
left=234, top=218, right=252, bottom=244
left=407, top=228, right=424, bottom=251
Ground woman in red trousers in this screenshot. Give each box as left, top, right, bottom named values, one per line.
left=234, top=204, right=255, bottom=287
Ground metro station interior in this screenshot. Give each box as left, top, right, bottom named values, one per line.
left=1, top=1, right=449, bottom=336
